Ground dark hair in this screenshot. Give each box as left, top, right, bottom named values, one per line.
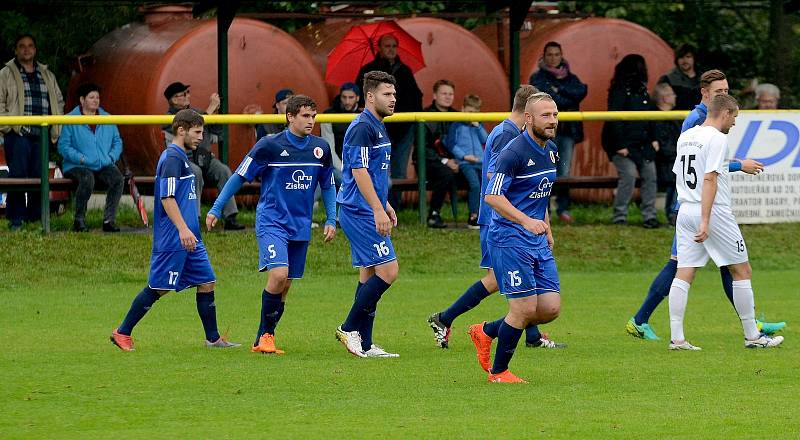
left=433, top=79, right=455, bottom=93
left=543, top=41, right=562, bottom=53
left=14, top=34, right=36, bottom=48
left=76, top=83, right=100, bottom=100
left=674, top=43, right=696, bottom=64
left=362, top=70, right=396, bottom=95
left=171, top=109, right=204, bottom=135
left=286, top=95, right=317, bottom=116
left=708, top=94, right=738, bottom=116
left=700, top=69, right=726, bottom=89
left=512, top=85, right=538, bottom=112
left=610, top=54, right=648, bottom=91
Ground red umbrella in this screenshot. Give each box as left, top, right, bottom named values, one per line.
left=326, top=20, right=425, bottom=86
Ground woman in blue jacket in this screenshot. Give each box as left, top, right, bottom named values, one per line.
left=58, top=83, right=123, bottom=232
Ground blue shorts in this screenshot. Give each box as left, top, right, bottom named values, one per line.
left=479, top=225, right=491, bottom=269
left=490, top=245, right=560, bottom=299
left=339, top=209, right=397, bottom=268
left=148, top=245, right=216, bottom=292
left=257, top=232, right=310, bottom=279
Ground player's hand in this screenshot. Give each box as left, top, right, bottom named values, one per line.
left=617, top=148, right=629, bottom=157
left=523, top=218, right=549, bottom=235
left=739, top=159, right=764, bottom=175
left=179, top=227, right=198, bottom=252
left=374, top=210, right=392, bottom=236
left=205, top=213, right=219, bottom=231
left=386, top=203, right=398, bottom=227
left=694, top=221, right=709, bottom=243
left=207, top=93, right=221, bottom=114
left=446, top=159, right=460, bottom=172
left=241, top=103, right=263, bottom=114
left=323, top=224, right=336, bottom=242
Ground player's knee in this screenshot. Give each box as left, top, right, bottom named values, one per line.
left=267, top=268, right=290, bottom=292
left=482, top=275, right=498, bottom=293
left=728, top=263, right=752, bottom=280
left=197, top=282, right=215, bottom=293
left=376, top=261, right=399, bottom=284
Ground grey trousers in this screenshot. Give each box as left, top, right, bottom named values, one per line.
left=190, top=158, right=238, bottom=219
left=65, top=165, right=124, bottom=223
left=611, top=154, right=657, bottom=222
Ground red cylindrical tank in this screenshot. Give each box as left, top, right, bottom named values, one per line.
left=294, top=18, right=509, bottom=111
left=69, top=7, right=329, bottom=174
left=474, top=17, right=674, bottom=199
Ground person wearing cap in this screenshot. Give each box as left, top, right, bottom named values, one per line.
left=242, top=88, right=294, bottom=140
left=321, top=82, right=361, bottom=186
left=161, top=81, right=244, bottom=230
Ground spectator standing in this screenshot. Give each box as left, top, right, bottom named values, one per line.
left=658, top=44, right=700, bottom=111
left=446, top=94, right=488, bottom=228
left=602, top=54, right=659, bottom=228
left=529, top=41, right=587, bottom=223
left=58, top=83, right=124, bottom=232
left=355, top=34, right=423, bottom=179
left=421, top=79, right=458, bottom=228
left=321, top=82, right=361, bottom=186
left=651, top=82, right=681, bottom=225
left=162, top=81, right=244, bottom=230
left=755, top=83, right=780, bottom=110
left=0, top=34, right=64, bottom=230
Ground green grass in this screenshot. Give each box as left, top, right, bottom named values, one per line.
left=1, top=206, right=799, bottom=438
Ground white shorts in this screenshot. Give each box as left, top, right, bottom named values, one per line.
left=675, top=204, right=749, bottom=268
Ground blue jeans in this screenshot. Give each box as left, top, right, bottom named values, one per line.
left=3, top=132, right=42, bottom=226
left=554, top=136, right=575, bottom=215
left=460, top=162, right=482, bottom=214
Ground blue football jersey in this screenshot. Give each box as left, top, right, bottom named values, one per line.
left=478, top=119, right=522, bottom=226
left=486, top=131, right=558, bottom=249
left=235, top=130, right=334, bottom=241
left=336, top=109, right=392, bottom=217
left=153, top=144, right=202, bottom=252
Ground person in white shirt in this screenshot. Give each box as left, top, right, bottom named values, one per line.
left=667, top=94, right=784, bottom=351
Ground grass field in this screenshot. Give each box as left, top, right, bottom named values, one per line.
left=2, top=205, right=799, bottom=438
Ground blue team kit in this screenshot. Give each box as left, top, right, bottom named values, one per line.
left=485, top=131, right=561, bottom=297
left=234, top=130, right=334, bottom=277
left=337, top=109, right=397, bottom=267
left=148, top=144, right=215, bottom=291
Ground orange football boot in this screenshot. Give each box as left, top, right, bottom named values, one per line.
left=467, top=322, right=493, bottom=372
left=488, top=370, right=527, bottom=383
left=251, top=333, right=284, bottom=355
left=110, top=328, right=134, bottom=352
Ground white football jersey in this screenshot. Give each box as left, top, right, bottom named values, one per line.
left=673, top=125, right=731, bottom=207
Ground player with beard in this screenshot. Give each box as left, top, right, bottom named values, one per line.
left=335, top=71, right=401, bottom=358
left=467, top=93, right=562, bottom=383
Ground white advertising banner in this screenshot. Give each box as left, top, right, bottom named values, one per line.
left=726, top=111, right=800, bottom=224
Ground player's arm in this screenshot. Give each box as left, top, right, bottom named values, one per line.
left=352, top=168, right=392, bottom=236
left=162, top=197, right=197, bottom=252
left=319, top=163, right=337, bottom=243
left=696, top=171, right=718, bottom=243
left=729, top=158, right=764, bottom=175
left=545, top=209, right=554, bottom=249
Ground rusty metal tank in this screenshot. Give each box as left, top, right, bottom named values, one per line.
left=474, top=17, right=674, bottom=199
left=69, top=6, right=329, bottom=174
left=294, top=17, right=509, bottom=112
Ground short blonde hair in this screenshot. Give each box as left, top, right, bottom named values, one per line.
left=463, top=94, right=482, bottom=109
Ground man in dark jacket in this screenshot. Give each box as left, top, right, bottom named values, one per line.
left=529, top=41, right=587, bottom=223
left=321, top=82, right=361, bottom=185
left=420, top=79, right=458, bottom=228
left=658, top=44, right=700, bottom=111
left=162, top=81, right=244, bottom=229
left=355, top=34, right=423, bottom=179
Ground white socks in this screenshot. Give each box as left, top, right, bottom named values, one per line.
left=732, top=279, right=759, bottom=340
left=669, top=279, right=691, bottom=342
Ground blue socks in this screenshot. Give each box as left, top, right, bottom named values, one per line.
left=255, top=290, right=282, bottom=345
left=720, top=266, right=735, bottom=309
left=634, top=259, right=678, bottom=325
left=342, top=275, right=391, bottom=338
left=196, top=291, right=220, bottom=342
left=492, top=320, right=523, bottom=374
left=118, top=287, right=160, bottom=335
left=440, top=281, right=492, bottom=327
left=524, top=325, right=542, bottom=345
left=483, top=317, right=504, bottom=338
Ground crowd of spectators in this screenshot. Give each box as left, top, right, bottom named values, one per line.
left=0, top=32, right=789, bottom=232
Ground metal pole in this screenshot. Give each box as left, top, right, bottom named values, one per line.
left=40, top=124, right=50, bottom=234
left=217, top=17, right=229, bottom=166
left=416, top=122, right=427, bottom=224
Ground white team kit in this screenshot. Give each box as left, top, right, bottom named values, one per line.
left=672, top=125, right=748, bottom=268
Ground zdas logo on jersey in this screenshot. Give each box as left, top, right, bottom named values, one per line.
left=286, top=169, right=313, bottom=190
left=529, top=176, right=553, bottom=199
